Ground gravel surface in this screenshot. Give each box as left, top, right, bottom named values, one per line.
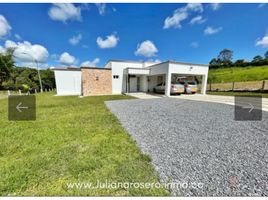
left=105, top=98, right=268, bottom=196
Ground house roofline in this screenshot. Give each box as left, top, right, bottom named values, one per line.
left=145, top=60, right=209, bottom=69
left=81, top=67, right=111, bottom=70
left=104, top=59, right=208, bottom=68
left=168, top=60, right=208, bottom=67
left=104, top=59, right=158, bottom=68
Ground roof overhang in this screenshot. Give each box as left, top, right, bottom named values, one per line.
left=125, top=68, right=150, bottom=75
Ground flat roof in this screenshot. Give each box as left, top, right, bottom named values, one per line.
left=145, top=60, right=208, bottom=69
left=105, top=59, right=208, bottom=67
left=168, top=60, right=208, bottom=67
left=52, top=67, right=111, bottom=71
left=104, top=59, right=159, bottom=67
left=52, top=60, right=208, bottom=72
left=81, top=67, right=111, bottom=70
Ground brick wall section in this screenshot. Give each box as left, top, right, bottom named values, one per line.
left=81, top=67, right=112, bottom=96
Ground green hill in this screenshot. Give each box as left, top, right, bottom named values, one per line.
left=208, top=66, right=268, bottom=83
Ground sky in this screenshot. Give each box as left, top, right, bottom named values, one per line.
left=0, top=3, right=268, bottom=69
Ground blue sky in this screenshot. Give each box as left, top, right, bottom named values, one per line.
left=0, top=3, right=268, bottom=68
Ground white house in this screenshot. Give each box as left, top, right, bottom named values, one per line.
left=53, top=59, right=209, bottom=96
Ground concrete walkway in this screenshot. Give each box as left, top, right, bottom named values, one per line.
left=125, top=92, right=268, bottom=112
left=171, top=94, right=268, bottom=112
left=126, top=92, right=165, bottom=99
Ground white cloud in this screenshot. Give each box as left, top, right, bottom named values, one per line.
left=21, top=62, right=49, bottom=69
left=210, top=3, right=221, bottom=11
left=147, top=58, right=161, bottom=63
left=154, top=59, right=161, bottom=63
left=4, top=40, right=17, bottom=48
left=135, top=40, right=158, bottom=57
left=204, top=26, right=222, bottom=35
left=163, top=10, right=188, bottom=29
left=96, top=34, right=119, bottom=49
left=256, top=34, right=268, bottom=48
left=0, top=15, right=12, bottom=39
left=69, top=33, right=82, bottom=45
left=163, top=3, right=203, bottom=29
left=59, top=52, right=76, bottom=65
left=186, top=3, right=204, bottom=12
left=95, top=3, right=106, bottom=16
left=190, top=42, right=199, bottom=48
left=189, top=15, right=206, bottom=25
left=4, top=40, right=49, bottom=63
left=81, top=58, right=100, bottom=67
left=48, top=3, right=82, bottom=23
left=0, top=45, right=5, bottom=53
left=14, top=34, right=22, bottom=40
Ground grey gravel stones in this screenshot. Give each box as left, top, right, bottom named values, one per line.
left=105, top=98, right=268, bottom=196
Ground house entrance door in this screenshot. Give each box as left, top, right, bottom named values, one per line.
left=129, top=77, right=137, bottom=92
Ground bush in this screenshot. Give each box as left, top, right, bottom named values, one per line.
left=21, top=84, right=30, bottom=93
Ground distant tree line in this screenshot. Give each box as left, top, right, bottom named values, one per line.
left=0, top=49, right=55, bottom=92
left=209, top=49, right=268, bottom=69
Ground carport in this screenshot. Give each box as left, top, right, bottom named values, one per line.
left=148, top=61, right=209, bottom=96
left=122, top=60, right=209, bottom=96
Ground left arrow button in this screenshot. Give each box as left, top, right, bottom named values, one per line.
left=16, top=102, right=29, bottom=112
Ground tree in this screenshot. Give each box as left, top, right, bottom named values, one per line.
left=234, top=59, right=245, bottom=66
left=217, top=49, right=233, bottom=65
left=40, top=69, right=56, bottom=90
left=233, top=59, right=250, bottom=67
left=209, top=58, right=218, bottom=65
left=265, top=50, right=268, bottom=59
left=0, top=48, right=15, bottom=88
left=209, top=58, right=221, bottom=68
left=252, top=55, right=263, bottom=62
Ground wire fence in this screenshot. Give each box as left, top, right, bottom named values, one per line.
left=0, top=88, right=56, bottom=99
left=207, top=80, right=268, bottom=92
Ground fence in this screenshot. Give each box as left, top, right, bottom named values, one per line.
left=0, top=88, right=56, bottom=99
left=207, top=80, right=268, bottom=92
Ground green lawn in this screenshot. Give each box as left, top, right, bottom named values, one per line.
left=207, top=91, right=268, bottom=98
left=209, top=66, right=268, bottom=83
left=0, top=93, right=169, bottom=196
left=0, top=91, right=7, bottom=99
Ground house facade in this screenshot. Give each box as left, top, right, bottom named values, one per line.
left=53, top=60, right=209, bottom=96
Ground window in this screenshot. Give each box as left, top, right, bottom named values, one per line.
left=113, top=75, right=119, bottom=79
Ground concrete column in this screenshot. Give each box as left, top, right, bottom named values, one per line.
left=201, top=75, right=208, bottom=95
left=165, top=73, right=171, bottom=97
left=126, top=74, right=129, bottom=93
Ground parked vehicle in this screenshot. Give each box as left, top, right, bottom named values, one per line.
left=153, top=80, right=198, bottom=94
left=186, top=81, right=198, bottom=94
left=153, top=82, right=184, bottom=94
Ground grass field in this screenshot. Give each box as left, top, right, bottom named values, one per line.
left=208, top=66, right=268, bottom=83
left=0, top=91, right=7, bottom=99
left=207, top=91, right=268, bottom=98
left=0, top=93, right=169, bottom=196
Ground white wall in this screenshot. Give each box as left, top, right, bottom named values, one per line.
left=110, top=61, right=208, bottom=94
left=110, top=61, right=158, bottom=94
left=111, top=61, right=143, bottom=94
left=149, top=62, right=169, bottom=76
left=169, top=63, right=208, bottom=76
left=54, top=70, right=81, bottom=95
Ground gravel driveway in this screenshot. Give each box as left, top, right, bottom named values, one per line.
left=105, top=98, right=268, bottom=196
